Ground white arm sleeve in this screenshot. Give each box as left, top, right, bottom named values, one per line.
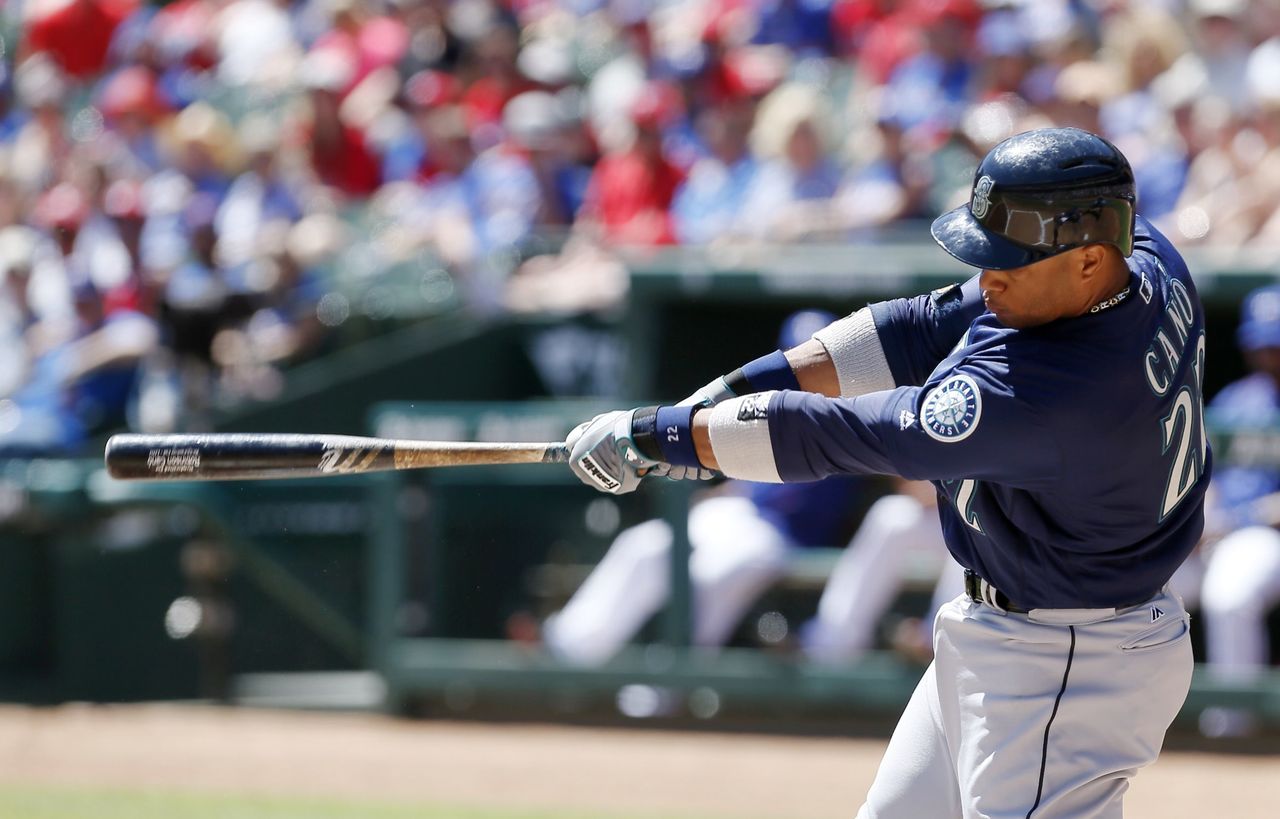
left=707, top=393, right=782, bottom=483
left=811, top=308, right=896, bottom=398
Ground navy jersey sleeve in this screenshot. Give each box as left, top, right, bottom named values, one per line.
left=764, top=360, right=1061, bottom=488
left=868, top=276, right=985, bottom=387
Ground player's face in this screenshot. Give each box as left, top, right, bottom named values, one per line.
left=979, top=250, right=1091, bottom=329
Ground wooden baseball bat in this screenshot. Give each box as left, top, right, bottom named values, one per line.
left=104, top=433, right=570, bottom=481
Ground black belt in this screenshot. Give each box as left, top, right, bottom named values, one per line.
left=964, top=570, right=1029, bottom=613
left=963, top=570, right=1153, bottom=614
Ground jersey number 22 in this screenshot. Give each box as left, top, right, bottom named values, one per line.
left=1159, top=332, right=1207, bottom=521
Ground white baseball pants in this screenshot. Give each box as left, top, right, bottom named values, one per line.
left=543, top=495, right=792, bottom=665
left=857, top=589, right=1193, bottom=819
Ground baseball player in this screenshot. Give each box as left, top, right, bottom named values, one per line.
left=567, top=128, right=1208, bottom=818
left=543, top=310, right=868, bottom=666
left=1195, top=283, right=1280, bottom=737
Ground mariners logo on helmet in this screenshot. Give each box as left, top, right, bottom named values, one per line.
left=921, top=375, right=982, bottom=443
left=971, top=176, right=995, bottom=219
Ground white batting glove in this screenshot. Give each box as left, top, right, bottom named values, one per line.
left=646, top=462, right=718, bottom=481
left=567, top=411, right=660, bottom=495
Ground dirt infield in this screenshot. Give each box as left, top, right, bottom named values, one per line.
left=0, top=704, right=1274, bottom=818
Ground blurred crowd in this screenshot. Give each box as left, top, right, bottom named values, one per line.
left=4, top=0, right=1280, bottom=450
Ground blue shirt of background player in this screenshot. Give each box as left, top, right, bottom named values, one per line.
left=1206, top=375, right=1280, bottom=528
left=765, top=216, right=1209, bottom=609
left=1204, top=284, right=1280, bottom=528
left=743, top=476, right=864, bottom=549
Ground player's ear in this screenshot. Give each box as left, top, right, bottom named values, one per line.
left=1077, top=244, right=1108, bottom=282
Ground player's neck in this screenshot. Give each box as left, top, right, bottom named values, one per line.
left=1080, top=263, right=1131, bottom=317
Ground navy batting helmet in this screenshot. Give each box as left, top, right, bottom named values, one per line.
left=931, top=128, right=1136, bottom=271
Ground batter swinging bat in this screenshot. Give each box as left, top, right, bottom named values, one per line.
left=104, top=433, right=570, bottom=481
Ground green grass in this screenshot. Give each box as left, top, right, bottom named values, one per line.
left=0, top=784, right=702, bottom=819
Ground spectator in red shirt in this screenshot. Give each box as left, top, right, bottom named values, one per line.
left=309, top=0, right=410, bottom=98
left=98, top=65, right=171, bottom=174
left=293, top=50, right=382, bottom=199
left=577, top=83, right=685, bottom=246
left=20, top=0, right=137, bottom=80
left=100, top=177, right=154, bottom=315
left=398, top=69, right=462, bottom=184
left=458, top=22, right=534, bottom=149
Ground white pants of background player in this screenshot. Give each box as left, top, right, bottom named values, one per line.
left=802, top=492, right=963, bottom=663
left=1196, top=525, right=1280, bottom=734
left=858, top=589, right=1193, bottom=819
left=1202, top=525, right=1280, bottom=672
left=543, top=495, right=792, bottom=665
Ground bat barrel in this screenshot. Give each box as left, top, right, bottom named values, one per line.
left=105, top=433, right=396, bottom=481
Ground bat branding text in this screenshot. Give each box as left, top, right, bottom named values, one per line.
left=147, top=448, right=201, bottom=474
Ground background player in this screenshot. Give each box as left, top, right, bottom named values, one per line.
left=567, top=128, right=1208, bottom=818
left=1196, top=283, right=1280, bottom=737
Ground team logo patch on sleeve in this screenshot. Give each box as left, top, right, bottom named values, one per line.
left=736, top=393, right=771, bottom=421
left=921, top=375, right=982, bottom=442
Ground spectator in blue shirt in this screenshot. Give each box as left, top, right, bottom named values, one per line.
left=736, top=83, right=842, bottom=241
left=672, top=100, right=758, bottom=244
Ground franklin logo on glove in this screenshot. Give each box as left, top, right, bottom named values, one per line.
left=576, top=452, right=621, bottom=493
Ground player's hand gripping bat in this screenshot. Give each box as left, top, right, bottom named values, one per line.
left=104, top=433, right=570, bottom=481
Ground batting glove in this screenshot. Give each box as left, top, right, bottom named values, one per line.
left=567, top=410, right=660, bottom=495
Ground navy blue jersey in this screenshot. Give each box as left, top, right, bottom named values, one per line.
left=765, top=217, right=1209, bottom=608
